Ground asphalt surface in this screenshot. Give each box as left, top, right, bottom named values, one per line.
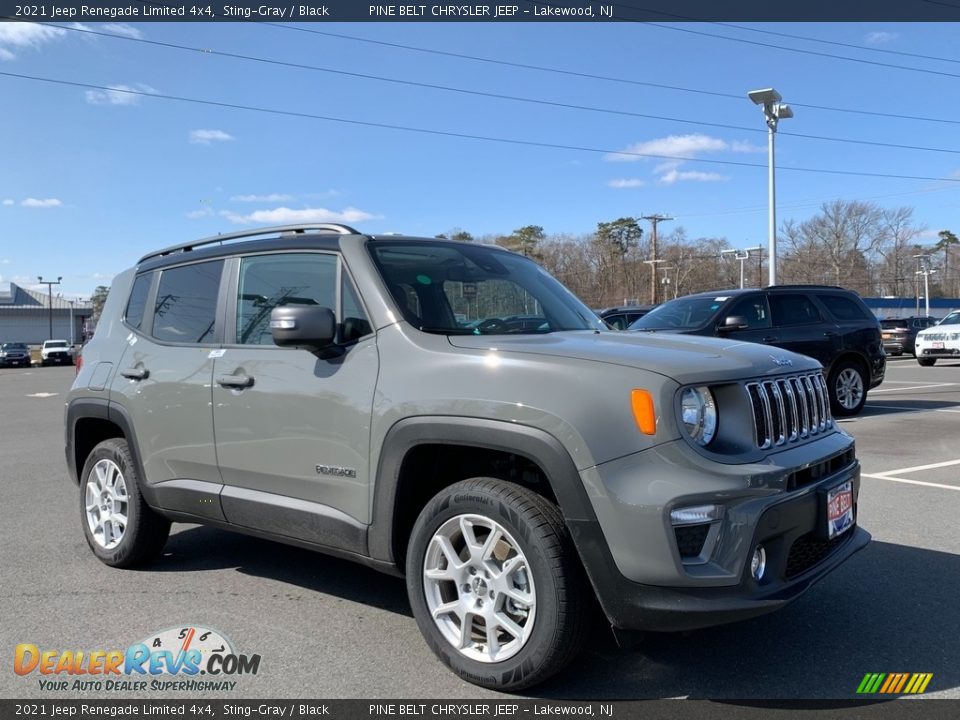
left=2, top=359, right=959, bottom=700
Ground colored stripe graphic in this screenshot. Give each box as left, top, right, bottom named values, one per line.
left=857, top=673, right=933, bottom=694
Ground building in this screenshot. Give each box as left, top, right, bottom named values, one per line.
left=862, top=297, right=960, bottom=320
left=0, top=282, right=93, bottom=345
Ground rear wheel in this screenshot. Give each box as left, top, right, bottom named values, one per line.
left=828, top=360, right=867, bottom=416
left=406, top=478, right=588, bottom=690
left=918, top=357, right=937, bottom=367
left=79, top=438, right=170, bottom=568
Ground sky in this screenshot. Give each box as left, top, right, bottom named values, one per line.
left=1, top=20, right=960, bottom=298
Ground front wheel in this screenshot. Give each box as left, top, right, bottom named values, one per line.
left=918, top=357, right=937, bottom=367
left=79, top=438, right=170, bottom=568
left=829, top=360, right=867, bottom=416
left=406, top=479, right=588, bottom=691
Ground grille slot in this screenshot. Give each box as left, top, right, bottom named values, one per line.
left=785, top=531, right=850, bottom=578
left=746, top=372, right=833, bottom=449
left=675, top=524, right=711, bottom=559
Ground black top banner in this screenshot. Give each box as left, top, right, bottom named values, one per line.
left=3, top=0, right=960, bottom=22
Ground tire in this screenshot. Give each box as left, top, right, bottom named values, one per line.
left=918, top=358, right=937, bottom=367
left=79, top=438, right=170, bottom=568
left=828, top=360, right=867, bottom=417
left=406, top=478, right=588, bottom=691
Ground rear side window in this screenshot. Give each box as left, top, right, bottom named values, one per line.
left=769, top=294, right=822, bottom=326
left=124, top=273, right=153, bottom=330
left=818, top=293, right=871, bottom=321
left=152, top=260, right=224, bottom=344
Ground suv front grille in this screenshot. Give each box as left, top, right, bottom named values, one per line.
left=746, top=372, right=833, bottom=449
left=785, top=531, right=850, bottom=578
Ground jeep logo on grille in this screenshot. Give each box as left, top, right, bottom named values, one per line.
left=770, top=355, right=793, bottom=367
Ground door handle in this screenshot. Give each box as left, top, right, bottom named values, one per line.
left=120, top=367, right=149, bottom=381
left=217, top=374, right=254, bottom=389
left=762, top=336, right=780, bottom=343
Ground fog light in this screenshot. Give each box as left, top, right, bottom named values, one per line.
left=751, top=545, right=767, bottom=581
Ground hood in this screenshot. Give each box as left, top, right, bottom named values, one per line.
left=448, top=331, right=820, bottom=385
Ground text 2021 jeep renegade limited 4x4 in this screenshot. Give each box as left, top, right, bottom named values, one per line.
left=66, top=224, right=869, bottom=690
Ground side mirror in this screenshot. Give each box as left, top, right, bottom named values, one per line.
left=718, top=315, right=749, bottom=332
left=270, top=306, right=337, bottom=355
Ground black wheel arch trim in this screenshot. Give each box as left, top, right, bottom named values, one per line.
left=65, top=398, right=110, bottom=484
left=368, top=416, right=602, bottom=566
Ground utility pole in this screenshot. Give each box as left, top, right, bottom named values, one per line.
left=642, top=214, right=673, bottom=304
left=37, top=275, right=62, bottom=340
left=659, top=266, right=677, bottom=300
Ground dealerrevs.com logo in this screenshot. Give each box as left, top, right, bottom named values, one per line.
left=14, top=626, right=261, bottom=692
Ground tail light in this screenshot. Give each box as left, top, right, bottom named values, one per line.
left=75, top=349, right=83, bottom=375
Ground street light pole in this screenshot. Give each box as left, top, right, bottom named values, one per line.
left=915, top=254, right=936, bottom=318
left=721, top=246, right=763, bottom=289
left=37, top=275, right=62, bottom=340
left=748, top=89, right=793, bottom=287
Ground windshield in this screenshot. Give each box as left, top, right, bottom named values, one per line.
left=1, top=343, right=27, bottom=350
left=45, top=341, right=68, bottom=348
left=630, top=295, right=730, bottom=330
left=369, top=241, right=605, bottom=335
left=937, top=311, right=960, bottom=326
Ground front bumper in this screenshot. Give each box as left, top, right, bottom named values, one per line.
left=573, top=434, right=868, bottom=631
left=0, top=356, right=30, bottom=366
left=917, top=346, right=960, bottom=359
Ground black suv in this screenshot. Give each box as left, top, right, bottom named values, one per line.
left=630, top=286, right=885, bottom=416
left=880, top=316, right=938, bottom=356
left=598, top=305, right=655, bottom=330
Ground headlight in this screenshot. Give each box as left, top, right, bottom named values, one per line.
left=680, top=386, right=717, bottom=446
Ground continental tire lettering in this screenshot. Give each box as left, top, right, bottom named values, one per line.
left=206, top=653, right=261, bottom=675
left=453, top=494, right=491, bottom=505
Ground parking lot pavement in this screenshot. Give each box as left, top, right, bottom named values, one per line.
left=2, top=363, right=958, bottom=700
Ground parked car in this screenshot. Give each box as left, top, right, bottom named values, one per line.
left=0, top=342, right=31, bottom=367
left=598, top=305, right=655, bottom=330
left=630, top=285, right=885, bottom=416
left=880, top=316, right=938, bottom=356
left=914, top=309, right=960, bottom=366
left=66, top=225, right=867, bottom=690
left=40, top=339, right=74, bottom=366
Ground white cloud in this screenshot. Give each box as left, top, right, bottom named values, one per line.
left=730, top=140, right=765, bottom=154
left=221, top=206, right=375, bottom=225
left=0, top=23, right=65, bottom=60
left=85, top=84, right=155, bottom=106
left=190, top=129, right=235, bottom=145
left=607, top=179, right=647, bottom=189
left=101, top=23, right=144, bottom=39
left=658, top=169, right=728, bottom=185
left=864, top=31, right=899, bottom=45
left=21, top=198, right=62, bottom=208
left=606, top=134, right=728, bottom=162
left=230, top=193, right=294, bottom=202
left=0, top=258, right=10, bottom=264
left=186, top=207, right=215, bottom=219
left=2, top=199, right=13, bottom=206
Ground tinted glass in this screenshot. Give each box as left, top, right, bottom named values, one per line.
left=370, top=242, right=603, bottom=335
left=725, top=295, right=771, bottom=329
left=125, top=273, right=153, bottom=330
left=341, top=274, right=372, bottom=342
left=631, top=295, right=732, bottom=330
left=881, top=319, right=908, bottom=330
left=2, top=343, right=27, bottom=350
left=818, top=293, right=870, bottom=321
left=152, top=260, right=223, bottom=344
left=769, top=294, right=822, bottom=326
left=938, top=311, right=960, bottom=326
left=237, top=253, right=337, bottom=345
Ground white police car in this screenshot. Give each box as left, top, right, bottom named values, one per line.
left=914, top=310, right=960, bottom=366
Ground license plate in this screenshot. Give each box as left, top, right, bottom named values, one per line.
left=933, top=342, right=944, bottom=349
left=826, top=481, right=854, bottom=539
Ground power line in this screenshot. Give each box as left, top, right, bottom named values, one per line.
left=4, top=68, right=960, bottom=184
left=261, top=24, right=960, bottom=127
left=644, top=22, right=960, bottom=81
left=24, top=21, right=960, bottom=158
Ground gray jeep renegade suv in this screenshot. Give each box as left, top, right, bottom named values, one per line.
left=66, top=224, right=869, bottom=690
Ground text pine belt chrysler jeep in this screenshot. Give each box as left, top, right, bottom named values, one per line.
left=66, top=225, right=869, bottom=690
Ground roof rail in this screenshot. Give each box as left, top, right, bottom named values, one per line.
left=138, top=223, right=361, bottom=263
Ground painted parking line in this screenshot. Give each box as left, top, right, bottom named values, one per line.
left=862, top=473, right=960, bottom=492
left=870, top=458, right=960, bottom=477
left=870, top=383, right=958, bottom=393
left=863, top=404, right=960, bottom=415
